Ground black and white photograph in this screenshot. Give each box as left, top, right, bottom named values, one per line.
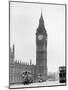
left=9, top=1, right=66, bottom=89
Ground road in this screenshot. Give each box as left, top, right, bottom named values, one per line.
left=10, top=80, right=65, bottom=88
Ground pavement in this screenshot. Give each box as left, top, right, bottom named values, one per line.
left=10, top=80, right=66, bottom=88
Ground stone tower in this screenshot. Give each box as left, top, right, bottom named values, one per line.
left=9, top=44, right=15, bottom=84
left=36, top=11, right=47, bottom=81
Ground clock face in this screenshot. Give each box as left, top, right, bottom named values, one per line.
left=38, top=35, right=43, bottom=40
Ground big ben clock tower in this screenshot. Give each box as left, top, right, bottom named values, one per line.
left=36, top=11, right=47, bottom=81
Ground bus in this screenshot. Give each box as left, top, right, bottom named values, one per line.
left=59, top=66, right=66, bottom=83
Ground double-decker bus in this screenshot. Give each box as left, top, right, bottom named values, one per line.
left=59, top=66, right=66, bottom=83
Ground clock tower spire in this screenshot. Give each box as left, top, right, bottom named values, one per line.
left=36, top=10, right=47, bottom=35
left=39, top=10, right=44, bottom=25
left=36, top=10, right=47, bottom=81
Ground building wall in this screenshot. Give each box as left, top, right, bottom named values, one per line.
left=9, top=61, right=35, bottom=84
left=9, top=46, right=35, bottom=84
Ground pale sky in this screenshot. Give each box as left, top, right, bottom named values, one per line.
left=10, top=2, right=65, bottom=72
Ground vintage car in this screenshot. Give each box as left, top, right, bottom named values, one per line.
left=22, top=71, right=33, bottom=84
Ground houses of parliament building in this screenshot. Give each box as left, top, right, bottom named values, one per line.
left=9, top=11, right=48, bottom=84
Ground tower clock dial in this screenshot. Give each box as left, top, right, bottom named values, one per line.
left=38, top=35, right=43, bottom=40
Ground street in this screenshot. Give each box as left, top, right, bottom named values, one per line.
left=10, top=80, right=65, bottom=88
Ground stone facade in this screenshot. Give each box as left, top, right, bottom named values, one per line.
left=9, top=45, right=35, bottom=84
